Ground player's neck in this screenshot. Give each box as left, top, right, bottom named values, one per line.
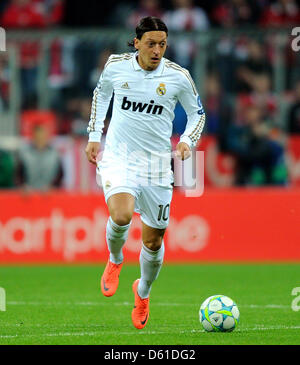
left=136, top=56, right=159, bottom=72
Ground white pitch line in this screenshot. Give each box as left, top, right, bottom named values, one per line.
left=237, top=325, right=300, bottom=332
left=6, top=301, right=291, bottom=309
left=1, top=325, right=300, bottom=339
left=244, top=304, right=291, bottom=309
left=6, top=301, right=190, bottom=307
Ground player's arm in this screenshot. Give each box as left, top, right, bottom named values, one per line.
left=176, top=72, right=206, bottom=160
left=85, top=63, right=113, bottom=165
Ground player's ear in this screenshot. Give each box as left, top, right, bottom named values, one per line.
left=134, top=38, right=139, bottom=50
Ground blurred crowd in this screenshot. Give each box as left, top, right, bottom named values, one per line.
left=1, top=0, right=300, bottom=189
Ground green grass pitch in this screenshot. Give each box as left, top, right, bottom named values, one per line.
left=0, top=263, right=299, bottom=345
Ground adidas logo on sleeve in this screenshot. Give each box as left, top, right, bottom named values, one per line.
left=121, top=82, right=130, bottom=89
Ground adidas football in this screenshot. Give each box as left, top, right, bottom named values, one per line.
left=199, top=295, right=240, bottom=332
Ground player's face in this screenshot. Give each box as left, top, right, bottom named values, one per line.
left=134, top=31, right=167, bottom=71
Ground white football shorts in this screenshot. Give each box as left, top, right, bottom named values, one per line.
left=96, top=164, right=173, bottom=229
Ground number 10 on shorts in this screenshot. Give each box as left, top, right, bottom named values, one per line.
left=158, top=204, right=170, bottom=221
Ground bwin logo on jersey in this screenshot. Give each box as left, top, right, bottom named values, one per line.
left=121, top=97, right=163, bottom=115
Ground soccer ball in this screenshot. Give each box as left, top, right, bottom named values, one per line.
left=199, top=295, right=240, bottom=332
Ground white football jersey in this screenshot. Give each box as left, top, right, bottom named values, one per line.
left=87, top=52, right=205, bottom=185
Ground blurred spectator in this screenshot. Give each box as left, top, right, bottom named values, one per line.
left=0, top=53, right=10, bottom=111
left=203, top=72, right=232, bottom=136
left=21, top=103, right=58, bottom=136
left=172, top=72, right=232, bottom=137
left=0, top=149, right=15, bottom=188
left=215, top=36, right=248, bottom=93
left=164, top=0, right=209, bottom=30
left=1, top=0, right=64, bottom=108
left=236, top=73, right=278, bottom=126
left=89, top=49, right=113, bottom=90
left=44, top=0, right=65, bottom=26
left=48, top=38, right=73, bottom=90
left=251, top=73, right=277, bottom=121
left=127, top=0, right=165, bottom=29
left=287, top=81, right=300, bottom=134
left=0, top=0, right=64, bottom=28
left=235, top=39, right=273, bottom=93
left=71, top=98, right=92, bottom=136
left=212, top=0, right=261, bottom=28
left=17, top=39, right=41, bottom=108
left=260, top=0, right=300, bottom=27
left=57, top=95, right=80, bottom=134
left=49, top=41, right=110, bottom=125
left=47, top=37, right=77, bottom=111
left=223, top=105, right=286, bottom=185
left=1, top=0, right=47, bottom=28
left=164, top=0, right=209, bottom=68
left=72, top=40, right=104, bottom=98
left=57, top=92, right=112, bottom=137
left=17, top=124, right=63, bottom=190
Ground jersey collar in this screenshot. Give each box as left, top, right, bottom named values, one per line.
left=132, top=52, right=165, bottom=77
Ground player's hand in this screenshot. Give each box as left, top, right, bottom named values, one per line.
left=175, top=142, right=191, bottom=160
left=85, top=142, right=100, bottom=165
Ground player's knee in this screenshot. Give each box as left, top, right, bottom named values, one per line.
left=143, top=237, right=163, bottom=251
left=110, top=212, right=132, bottom=227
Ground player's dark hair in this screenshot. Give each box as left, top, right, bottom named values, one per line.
left=127, top=16, right=168, bottom=48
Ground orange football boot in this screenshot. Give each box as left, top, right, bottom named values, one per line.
left=101, top=260, right=123, bottom=297
left=131, top=279, right=150, bottom=329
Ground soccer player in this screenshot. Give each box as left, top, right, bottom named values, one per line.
left=85, top=16, right=205, bottom=329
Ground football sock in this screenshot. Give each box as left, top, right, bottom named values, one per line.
left=138, top=241, right=165, bottom=299
left=106, top=216, right=131, bottom=264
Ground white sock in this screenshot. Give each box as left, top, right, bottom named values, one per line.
left=138, top=242, right=165, bottom=299
left=106, top=216, right=130, bottom=264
